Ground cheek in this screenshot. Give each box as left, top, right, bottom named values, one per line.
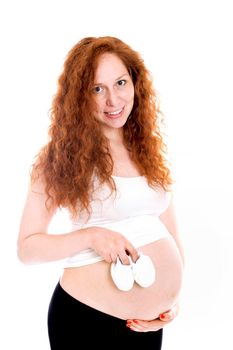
left=128, top=91, right=135, bottom=107
left=124, top=88, right=134, bottom=103
left=94, top=97, right=104, bottom=112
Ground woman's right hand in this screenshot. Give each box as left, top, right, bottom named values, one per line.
left=88, top=226, right=139, bottom=265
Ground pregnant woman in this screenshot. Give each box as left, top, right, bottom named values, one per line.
left=17, top=36, right=184, bottom=349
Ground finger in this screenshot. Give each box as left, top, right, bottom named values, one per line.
left=125, top=245, right=139, bottom=263
left=126, top=320, right=148, bottom=332
left=160, top=309, right=175, bottom=322
left=109, top=252, right=118, bottom=263
left=118, top=251, right=132, bottom=265
left=126, top=319, right=164, bottom=332
left=160, top=303, right=180, bottom=321
left=103, top=254, right=112, bottom=264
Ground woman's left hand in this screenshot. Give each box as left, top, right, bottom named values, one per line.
left=126, top=303, right=180, bottom=332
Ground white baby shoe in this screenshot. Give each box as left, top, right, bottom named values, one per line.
left=110, top=257, right=134, bottom=291
left=132, top=252, right=156, bottom=288
left=110, top=253, right=156, bottom=291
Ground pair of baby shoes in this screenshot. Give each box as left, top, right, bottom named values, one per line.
left=110, top=252, right=156, bottom=291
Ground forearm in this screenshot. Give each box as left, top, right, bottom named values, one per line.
left=17, top=228, right=92, bottom=265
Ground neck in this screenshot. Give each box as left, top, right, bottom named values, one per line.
left=103, top=127, right=124, bottom=143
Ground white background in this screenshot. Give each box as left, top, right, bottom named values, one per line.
left=0, top=0, right=232, bottom=349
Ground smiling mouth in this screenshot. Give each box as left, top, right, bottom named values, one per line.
left=104, top=107, right=124, bottom=118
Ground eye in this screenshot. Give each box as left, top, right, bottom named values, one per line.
left=93, top=86, right=104, bottom=94
left=117, top=79, right=126, bottom=87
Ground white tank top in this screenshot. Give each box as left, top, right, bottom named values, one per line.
left=63, top=176, right=171, bottom=268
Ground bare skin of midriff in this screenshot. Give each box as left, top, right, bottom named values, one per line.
left=60, top=236, right=183, bottom=321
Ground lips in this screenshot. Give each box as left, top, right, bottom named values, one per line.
left=104, top=107, right=124, bottom=118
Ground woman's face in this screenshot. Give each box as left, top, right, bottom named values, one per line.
left=92, top=53, right=134, bottom=135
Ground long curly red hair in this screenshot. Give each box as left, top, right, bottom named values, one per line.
left=32, top=36, right=173, bottom=217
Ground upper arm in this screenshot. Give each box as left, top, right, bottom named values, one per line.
left=159, top=198, right=179, bottom=237
left=159, top=197, right=185, bottom=264
left=18, top=178, right=57, bottom=243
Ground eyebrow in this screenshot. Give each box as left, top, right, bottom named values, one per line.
left=93, top=73, right=129, bottom=86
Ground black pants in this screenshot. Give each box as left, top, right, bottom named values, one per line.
left=48, top=282, right=163, bottom=349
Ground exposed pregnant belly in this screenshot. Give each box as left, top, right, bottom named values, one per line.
left=60, top=237, right=183, bottom=320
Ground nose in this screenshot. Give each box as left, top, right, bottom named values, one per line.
left=106, top=88, right=119, bottom=106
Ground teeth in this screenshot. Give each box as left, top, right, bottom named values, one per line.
left=107, top=108, right=123, bottom=115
